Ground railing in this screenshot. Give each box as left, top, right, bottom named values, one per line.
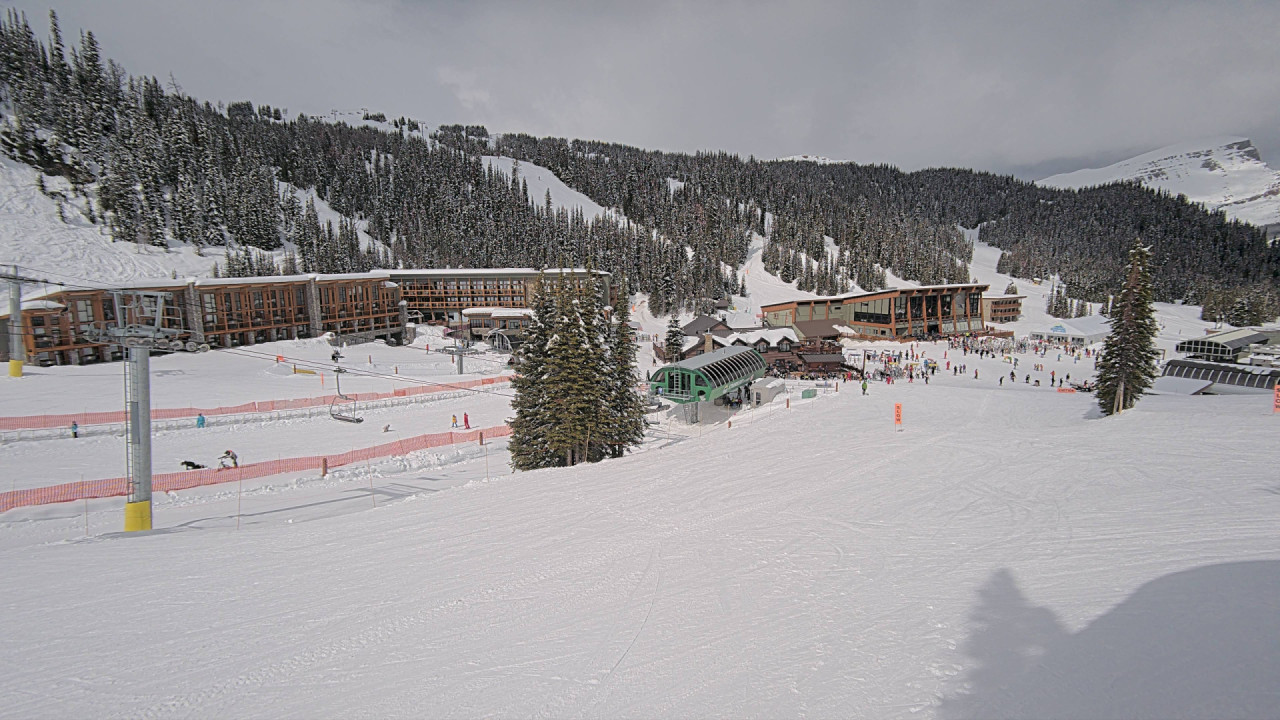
left=0, top=375, right=513, bottom=432
left=0, top=424, right=513, bottom=513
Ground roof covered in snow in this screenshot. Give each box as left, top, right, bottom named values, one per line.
left=713, top=328, right=797, bottom=348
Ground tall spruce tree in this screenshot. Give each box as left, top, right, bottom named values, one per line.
left=508, top=273, right=628, bottom=469
left=541, top=274, right=608, bottom=465
left=1096, top=240, right=1160, bottom=416
left=600, top=277, right=645, bottom=458
left=665, top=314, right=686, bottom=363
left=508, top=276, right=559, bottom=470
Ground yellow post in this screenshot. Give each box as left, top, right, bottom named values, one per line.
left=8, top=359, right=21, bottom=378
left=123, top=500, right=152, bottom=531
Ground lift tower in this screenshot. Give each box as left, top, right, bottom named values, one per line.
left=85, top=291, right=209, bottom=531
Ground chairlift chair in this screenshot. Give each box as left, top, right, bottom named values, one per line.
left=329, top=366, right=364, bottom=423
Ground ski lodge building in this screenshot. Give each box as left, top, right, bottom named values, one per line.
left=1, top=268, right=610, bottom=367
left=760, top=283, right=991, bottom=341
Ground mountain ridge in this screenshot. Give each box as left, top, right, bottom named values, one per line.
left=1039, top=137, right=1280, bottom=227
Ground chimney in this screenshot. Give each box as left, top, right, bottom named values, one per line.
left=704, top=332, right=713, bottom=353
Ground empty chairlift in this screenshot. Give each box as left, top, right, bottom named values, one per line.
left=329, top=366, right=364, bottom=423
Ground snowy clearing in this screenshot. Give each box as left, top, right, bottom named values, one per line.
left=2, top=330, right=1278, bottom=718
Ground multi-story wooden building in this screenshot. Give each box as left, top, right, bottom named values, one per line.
left=980, top=294, right=1025, bottom=323
left=761, top=283, right=991, bottom=340
left=2, top=267, right=612, bottom=367
left=2, top=273, right=405, bottom=366
left=392, top=269, right=612, bottom=325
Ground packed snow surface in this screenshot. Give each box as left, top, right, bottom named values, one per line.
left=1039, top=137, right=1280, bottom=227
left=3, top=345, right=1279, bottom=718
left=4, top=131, right=1278, bottom=718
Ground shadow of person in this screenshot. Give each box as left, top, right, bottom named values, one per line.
left=940, top=568, right=1068, bottom=719
left=943, top=562, right=1280, bottom=720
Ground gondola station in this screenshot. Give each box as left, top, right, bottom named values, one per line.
left=649, top=346, right=767, bottom=421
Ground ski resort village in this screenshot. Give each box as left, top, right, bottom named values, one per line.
left=3, top=5, right=1280, bottom=719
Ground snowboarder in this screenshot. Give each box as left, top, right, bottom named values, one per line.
left=70, top=421, right=78, bottom=439
left=331, top=349, right=342, bottom=363
left=451, top=414, right=459, bottom=428
left=218, top=450, right=239, bottom=469
left=463, top=412, right=470, bottom=429
left=196, top=413, right=206, bottom=429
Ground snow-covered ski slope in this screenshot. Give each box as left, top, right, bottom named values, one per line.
left=0, top=150, right=607, bottom=307
left=4, top=146, right=1279, bottom=718
left=483, top=156, right=610, bottom=219
left=1039, top=136, right=1280, bottom=227
left=2, top=356, right=1277, bottom=718
left=0, top=155, right=382, bottom=305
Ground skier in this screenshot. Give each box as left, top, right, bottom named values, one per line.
left=974, top=369, right=978, bottom=380
left=451, top=414, right=459, bottom=428
left=70, top=421, right=78, bottom=439
left=463, top=412, right=470, bottom=429
left=196, top=413, right=206, bottom=429
left=218, top=449, right=239, bottom=469
left=861, top=379, right=868, bottom=395
left=331, top=349, right=342, bottom=363
left=999, top=376, right=1003, bottom=386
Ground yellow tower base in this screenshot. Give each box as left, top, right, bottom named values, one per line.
left=8, top=359, right=21, bottom=378
left=124, top=500, right=152, bottom=531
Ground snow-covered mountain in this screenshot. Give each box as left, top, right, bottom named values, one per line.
left=1039, top=137, right=1280, bottom=228
left=776, top=154, right=839, bottom=164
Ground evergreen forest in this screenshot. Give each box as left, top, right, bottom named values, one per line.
left=2, top=10, right=1277, bottom=322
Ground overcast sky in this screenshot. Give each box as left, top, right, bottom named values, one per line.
left=12, top=0, right=1280, bottom=178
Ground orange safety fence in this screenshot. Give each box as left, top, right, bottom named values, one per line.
left=0, top=375, right=512, bottom=431
left=0, top=424, right=512, bottom=513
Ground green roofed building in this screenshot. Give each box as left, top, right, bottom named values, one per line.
left=649, top=346, right=767, bottom=404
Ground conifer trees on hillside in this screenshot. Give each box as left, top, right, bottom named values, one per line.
left=508, top=274, right=644, bottom=470
left=1096, top=240, right=1160, bottom=416
left=1, top=11, right=1276, bottom=313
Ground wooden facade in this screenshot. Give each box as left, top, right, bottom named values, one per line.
left=761, top=284, right=991, bottom=340
left=392, top=269, right=612, bottom=326
left=3, top=273, right=404, bottom=367
left=981, top=294, right=1025, bottom=323
left=4, top=268, right=612, bottom=367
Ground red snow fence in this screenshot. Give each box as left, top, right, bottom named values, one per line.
left=0, top=424, right=512, bottom=513
left=0, top=375, right=512, bottom=431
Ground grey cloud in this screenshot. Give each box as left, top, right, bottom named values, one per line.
left=12, top=0, right=1280, bottom=177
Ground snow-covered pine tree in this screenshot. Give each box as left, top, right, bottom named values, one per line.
left=508, top=275, right=559, bottom=471
left=544, top=274, right=608, bottom=466
left=664, top=314, right=684, bottom=363
left=600, top=277, right=645, bottom=458
left=1096, top=240, right=1160, bottom=416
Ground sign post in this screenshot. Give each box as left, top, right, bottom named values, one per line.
left=894, top=403, right=902, bottom=431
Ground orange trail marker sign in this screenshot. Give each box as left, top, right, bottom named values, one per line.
left=894, top=403, right=902, bottom=430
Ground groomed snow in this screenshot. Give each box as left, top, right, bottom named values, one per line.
left=2, top=343, right=1278, bottom=718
